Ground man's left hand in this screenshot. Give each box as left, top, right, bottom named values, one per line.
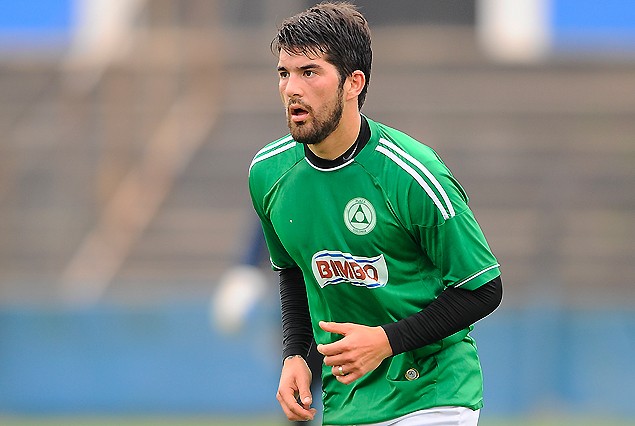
left=317, top=321, right=393, bottom=385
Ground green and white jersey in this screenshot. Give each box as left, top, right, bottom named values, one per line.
left=249, top=117, right=500, bottom=425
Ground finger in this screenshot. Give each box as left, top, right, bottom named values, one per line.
left=319, top=320, right=351, bottom=335
left=322, top=353, right=348, bottom=366
left=316, top=343, right=327, bottom=355
left=286, top=405, right=316, bottom=422
left=277, top=389, right=315, bottom=421
left=332, top=365, right=341, bottom=377
left=276, top=389, right=299, bottom=418
left=297, top=382, right=313, bottom=410
left=317, top=339, right=348, bottom=357
left=331, top=364, right=350, bottom=378
left=282, top=404, right=315, bottom=422
left=336, top=372, right=358, bottom=385
left=333, top=366, right=361, bottom=385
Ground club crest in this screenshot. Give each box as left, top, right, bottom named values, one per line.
left=344, top=197, right=376, bottom=235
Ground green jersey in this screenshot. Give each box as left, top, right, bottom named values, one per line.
left=249, top=117, right=500, bottom=425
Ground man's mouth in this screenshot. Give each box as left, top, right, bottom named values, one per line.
left=289, top=105, right=310, bottom=122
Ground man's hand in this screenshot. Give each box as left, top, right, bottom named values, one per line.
left=317, top=321, right=393, bottom=385
left=276, top=355, right=317, bottom=422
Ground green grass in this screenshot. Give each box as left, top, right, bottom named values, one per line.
left=481, top=418, right=631, bottom=426
left=0, top=416, right=630, bottom=426
left=0, top=417, right=282, bottom=426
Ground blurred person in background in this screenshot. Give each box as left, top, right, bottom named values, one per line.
left=249, top=2, right=502, bottom=425
left=212, top=215, right=323, bottom=425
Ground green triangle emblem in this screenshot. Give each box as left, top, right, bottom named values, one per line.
left=351, top=205, right=369, bottom=224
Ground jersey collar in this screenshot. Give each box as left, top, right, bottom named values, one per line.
left=303, top=115, right=371, bottom=171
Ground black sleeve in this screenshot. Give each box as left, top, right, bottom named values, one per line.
left=279, top=267, right=313, bottom=360
left=382, top=275, right=503, bottom=356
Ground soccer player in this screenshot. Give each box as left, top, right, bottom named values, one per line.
left=248, top=2, right=503, bottom=425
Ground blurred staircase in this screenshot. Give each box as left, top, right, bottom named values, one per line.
left=0, top=2, right=633, bottom=306
left=0, top=0, right=226, bottom=303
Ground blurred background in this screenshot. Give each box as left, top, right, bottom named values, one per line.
left=0, top=0, right=634, bottom=425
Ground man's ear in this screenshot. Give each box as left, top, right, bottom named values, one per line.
left=345, top=70, right=366, bottom=101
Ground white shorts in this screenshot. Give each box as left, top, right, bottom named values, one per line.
left=329, top=406, right=480, bottom=426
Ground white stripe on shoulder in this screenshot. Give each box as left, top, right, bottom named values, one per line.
left=454, top=264, right=500, bottom=288
left=254, top=135, right=294, bottom=158
left=378, top=138, right=455, bottom=218
left=249, top=140, right=296, bottom=174
left=376, top=145, right=450, bottom=220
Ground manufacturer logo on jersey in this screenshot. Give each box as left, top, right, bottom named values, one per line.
left=311, top=250, right=388, bottom=289
left=344, top=197, right=376, bottom=235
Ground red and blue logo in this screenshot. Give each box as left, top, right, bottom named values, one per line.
left=311, top=250, right=388, bottom=288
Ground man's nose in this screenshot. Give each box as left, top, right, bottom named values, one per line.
left=284, top=74, right=303, bottom=98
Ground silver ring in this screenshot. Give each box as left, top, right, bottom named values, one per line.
left=338, top=365, right=345, bottom=376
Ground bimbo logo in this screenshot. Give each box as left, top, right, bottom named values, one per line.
left=311, top=250, right=388, bottom=289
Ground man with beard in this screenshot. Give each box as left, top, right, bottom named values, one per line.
left=248, top=2, right=503, bottom=425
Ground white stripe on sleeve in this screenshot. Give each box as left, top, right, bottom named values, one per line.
left=379, top=138, right=455, bottom=217
left=376, top=145, right=450, bottom=220
left=249, top=140, right=296, bottom=174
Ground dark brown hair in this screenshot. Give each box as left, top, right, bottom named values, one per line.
left=271, top=1, right=372, bottom=109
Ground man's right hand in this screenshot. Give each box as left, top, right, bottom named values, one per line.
left=277, top=355, right=317, bottom=422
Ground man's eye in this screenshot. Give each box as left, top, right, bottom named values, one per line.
left=304, top=70, right=314, bottom=77
left=279, top=71, right=289, bottom=78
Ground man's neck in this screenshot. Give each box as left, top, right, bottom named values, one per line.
left=307, top=112, right=362, bottom=160
left=303, top=115, right=370, bottom=171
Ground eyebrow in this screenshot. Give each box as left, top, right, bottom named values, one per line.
left=277, top=63, right=324, bottom=72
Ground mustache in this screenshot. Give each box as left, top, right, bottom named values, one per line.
left=287, top=98, right=312, bottom=112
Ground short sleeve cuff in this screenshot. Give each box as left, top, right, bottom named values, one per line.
left=453, top=264, right=500, bottom=291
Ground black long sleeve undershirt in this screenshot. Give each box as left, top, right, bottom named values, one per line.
left=280, top=267, right=314, bottom=360
left=279, top=267, right=503, bottom=359
left=381, top=275, right=503, bottom=355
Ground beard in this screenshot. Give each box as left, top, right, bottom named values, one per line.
left=287, top=87, right=344, bottom=145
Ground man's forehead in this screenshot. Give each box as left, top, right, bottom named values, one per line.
left=278, top=49, right=328, bottom=66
